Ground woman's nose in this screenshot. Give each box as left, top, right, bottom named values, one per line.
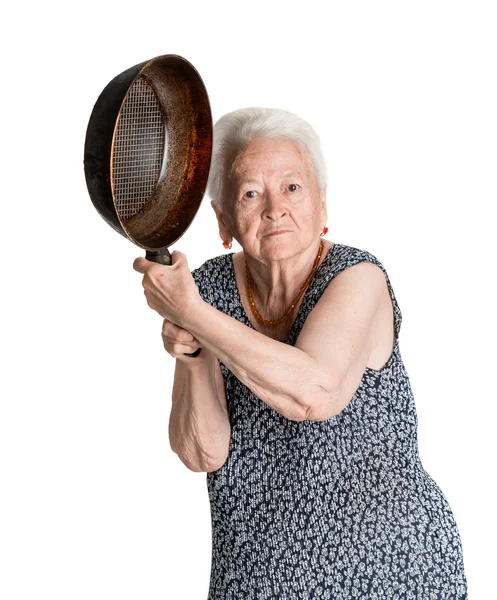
left=262, top=190, right=287, bottom=220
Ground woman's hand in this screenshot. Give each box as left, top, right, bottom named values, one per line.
left=162, top=319, right=204, bottom=363
left=132, top=250, right=202, bottom=325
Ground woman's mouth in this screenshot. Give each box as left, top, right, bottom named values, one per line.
left=267, top=230, right=291, bottom=236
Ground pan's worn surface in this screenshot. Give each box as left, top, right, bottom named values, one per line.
left=84, top=54, right=212, bottom=263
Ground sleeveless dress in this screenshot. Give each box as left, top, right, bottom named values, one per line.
left=191, top=242, right=468, bottom=600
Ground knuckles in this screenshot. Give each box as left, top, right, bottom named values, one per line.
left=178, top=329, right=193, bottom=342
left=162, top=321, right=193, bottom=344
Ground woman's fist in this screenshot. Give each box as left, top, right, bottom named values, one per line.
left=133, top=250, right=202, bottom=324
left=162, top=319, right=203, bottom=362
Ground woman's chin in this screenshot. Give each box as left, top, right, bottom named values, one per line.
left=260, top=240, right=301, bottom=258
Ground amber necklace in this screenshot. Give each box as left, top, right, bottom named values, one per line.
left=245, top=239, right=324, bottom=327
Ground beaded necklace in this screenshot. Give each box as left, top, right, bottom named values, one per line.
left=245, top=239, right=324, bottom=327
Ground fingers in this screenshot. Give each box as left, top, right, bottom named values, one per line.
left=133, top=257, right=149, bottom=273
left=134, top=250, right=186, bottom=275
left=162, top=319, right=201, bottom=358
left=133, top=256, right=166, bottom=276
left=171, top=249, right=189, bottom=268
left=162, top=337, right=202, bottom=358
left=164, top=341, right=201, bottom=358
left=162, top=320, right=194, bottom=342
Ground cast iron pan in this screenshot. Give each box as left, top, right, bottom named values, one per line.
left=84, top=54, right=212, bottom=357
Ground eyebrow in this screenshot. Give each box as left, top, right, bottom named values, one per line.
left=237, top=180, right=260, bottom=187
left=236, top=172, right=301, bottom=185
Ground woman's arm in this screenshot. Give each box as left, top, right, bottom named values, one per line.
left=134, top=251, right=328, bottom=421
left=179, top=261, right=385, bottom=423
left=133, top=251, right=383, bottom=423
left=169, top=348, right=231, bottom=473
left=180, top=301, right=338, bottom=422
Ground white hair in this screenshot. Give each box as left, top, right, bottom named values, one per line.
left=206, top=107, right=327, bottom=213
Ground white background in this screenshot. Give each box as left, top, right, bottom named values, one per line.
left=1, top=1, right=495, bottom=598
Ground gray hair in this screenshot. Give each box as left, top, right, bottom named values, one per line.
left=206, top=107, right=327, bottom=213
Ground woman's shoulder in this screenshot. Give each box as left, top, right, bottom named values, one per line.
left=326, top=241, right=397, bottom=297
left=329, top=241, right=384, bottom=269
left=327, top=241, right=402, bottom=337
left=317, top=242, right=388, bottom=287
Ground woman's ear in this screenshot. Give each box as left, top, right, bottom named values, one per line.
left=211, top=200, right=233, bottom=243
left=320, top=186, right=328, bottom=223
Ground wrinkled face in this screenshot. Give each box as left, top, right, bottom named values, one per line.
left=213, top=137, right=327, bottom=262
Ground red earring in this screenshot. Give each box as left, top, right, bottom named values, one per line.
left=320, top=226, right=328, bottom=236
left=222, top=240, right=232, bottom=249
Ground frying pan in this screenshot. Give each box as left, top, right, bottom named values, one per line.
left=84, top=54, right=212, bottom=357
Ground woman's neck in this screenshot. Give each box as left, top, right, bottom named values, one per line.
left=233, top=239, right=334, bottom=336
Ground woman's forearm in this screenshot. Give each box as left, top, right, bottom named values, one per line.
left=181, top=301, right=335, bottom=422
left=169, top=352, right=231, bottom=472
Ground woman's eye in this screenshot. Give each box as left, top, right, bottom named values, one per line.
left=288, top=183, right=299, bottom=192
left=244, top=190, right=257, bottom=199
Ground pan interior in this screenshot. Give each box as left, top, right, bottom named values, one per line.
left=109, top=55, right=212, bottom=250
left=111, top=77, right=167, bottom=221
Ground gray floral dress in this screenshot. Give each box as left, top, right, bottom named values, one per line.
left=191, top=242, right=468, bottom=600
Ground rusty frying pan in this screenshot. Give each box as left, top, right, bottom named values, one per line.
left=84, top=54, right=212, bottom=357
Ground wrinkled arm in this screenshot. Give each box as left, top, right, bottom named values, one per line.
left=180, top=301, right=338, bottom=422
left=169, top=348, right=231, bottom=472
left=180, top=261, right=386, bottom=422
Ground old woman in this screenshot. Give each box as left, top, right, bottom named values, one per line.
left=133, top=108, right=468, bottom=599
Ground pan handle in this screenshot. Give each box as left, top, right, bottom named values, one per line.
left=145, top=249, right=202, bottom=358
left=145, top=249, right=173, bottom=266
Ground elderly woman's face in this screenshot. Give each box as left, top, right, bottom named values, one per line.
left=215, top=137, right=327, bottom=262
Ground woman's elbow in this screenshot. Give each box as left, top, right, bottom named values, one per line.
left=176, top=452, right=229, bottom=473
left=301, top=381, right=342, bottom=422
left=205, top=454, right=229, bottom=472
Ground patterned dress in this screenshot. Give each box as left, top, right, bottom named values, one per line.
left=191, top=242, right=468, bottom=600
